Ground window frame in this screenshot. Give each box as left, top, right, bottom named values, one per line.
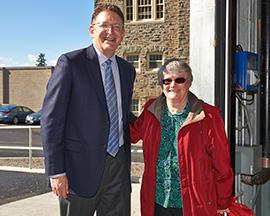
left=126, top=54, right=140, bottom=70
left=125, top=0, right=164, bottom=22
left=126, top=0, right=133, bottom=21
left=131, top=99, right=140, bottom=116
left=147, top=53, right=163, bottom=70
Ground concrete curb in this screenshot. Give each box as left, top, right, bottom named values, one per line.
left=0, top=166, right=142, bottom=183
left=0, top=166, right=44, bottom=173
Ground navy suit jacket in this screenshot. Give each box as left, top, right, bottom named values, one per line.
left=41, top=45, right=136, bottom=197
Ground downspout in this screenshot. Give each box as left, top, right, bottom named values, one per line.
left=260, top=0, right=270, bottom=168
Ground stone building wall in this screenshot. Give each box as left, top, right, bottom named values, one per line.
left=0, top=67, right=53, bottom=111
left=95, top=0, right=190, bottom=111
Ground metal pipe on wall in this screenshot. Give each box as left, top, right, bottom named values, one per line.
left=260, top=0, right=270, bottom=167
left=229, top=0, right=237, bottom=173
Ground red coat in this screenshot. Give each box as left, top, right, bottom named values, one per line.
left=130, top=93, right=233, bottom=216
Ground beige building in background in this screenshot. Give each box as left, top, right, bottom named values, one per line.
left=96, top=0, right=190, bottom=115
left=0, top=67, right=53, bottom=111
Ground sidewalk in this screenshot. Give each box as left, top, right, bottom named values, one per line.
left=0, top=166, right=141, bottom=216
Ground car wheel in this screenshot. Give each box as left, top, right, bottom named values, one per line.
left=13, top=117, right=19, bottom=125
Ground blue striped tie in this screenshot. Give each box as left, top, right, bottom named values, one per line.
left=103, top=59, right=119, bottom=157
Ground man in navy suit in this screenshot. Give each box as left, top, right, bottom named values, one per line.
left=41, top=3, right=136, bottom=216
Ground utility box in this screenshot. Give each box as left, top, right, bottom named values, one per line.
left=235, top=145, right=262, bottom=175
left=234, top=51, right=259, bottom=92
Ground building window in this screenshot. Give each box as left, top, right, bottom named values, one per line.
left=126, top=0, right=133, bottom=21
left=148, top=54, right=163, bottom=69
left=126, top=0, right=164, bottom=22
left=131, top=99, right=140, bottom=116
left=156, top=0, right=164, bottom=19
left=138, top=0, right=152, bottom=20
left=126, top=54, right=139, bottom=69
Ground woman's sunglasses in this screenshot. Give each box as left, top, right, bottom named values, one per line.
left=162, top=77, right=186, bottom=85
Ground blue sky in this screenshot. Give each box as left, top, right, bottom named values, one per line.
left=0, top=0, right=94, bottom=67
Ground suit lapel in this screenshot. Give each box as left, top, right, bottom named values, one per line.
left=85, top=45, right=107, bottom=108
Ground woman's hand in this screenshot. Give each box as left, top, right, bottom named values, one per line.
left=217, top=208, right=230, bottom=215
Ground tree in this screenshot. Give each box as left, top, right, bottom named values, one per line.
left=36, top=53, right=47, bottom=66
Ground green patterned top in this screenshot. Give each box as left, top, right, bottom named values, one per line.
left=155, top=101, right=190, bottom=208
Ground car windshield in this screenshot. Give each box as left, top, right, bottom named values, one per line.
left=0, top=105, right=14, bottom=112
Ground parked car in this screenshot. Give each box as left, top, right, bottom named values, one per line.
left=25, top=110, right=41, bottom=125
left=0, top=104, right=34, bottom=124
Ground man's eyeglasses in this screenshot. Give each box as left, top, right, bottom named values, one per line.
left=93, top=22, right=123, bottom=32
left=162, top=77, right=187, bottom=85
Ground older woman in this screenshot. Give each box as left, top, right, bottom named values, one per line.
left=130, top=58, right=234, bottom=216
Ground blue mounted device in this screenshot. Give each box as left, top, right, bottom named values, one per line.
left=234, top=51, right=259, bottom=92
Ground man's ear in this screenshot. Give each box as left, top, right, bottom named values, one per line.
left=89, top=25, right=94, bottom=38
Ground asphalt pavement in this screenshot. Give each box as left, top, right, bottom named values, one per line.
left=0, top=169, right=49, bottom=205
left=0, top=166, right=141, bottom=216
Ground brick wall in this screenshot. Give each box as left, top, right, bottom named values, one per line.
left=0, top=67, right=53, bottom=111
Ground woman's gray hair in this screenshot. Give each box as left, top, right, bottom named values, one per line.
left=157, top=58, right=193, bottom=86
